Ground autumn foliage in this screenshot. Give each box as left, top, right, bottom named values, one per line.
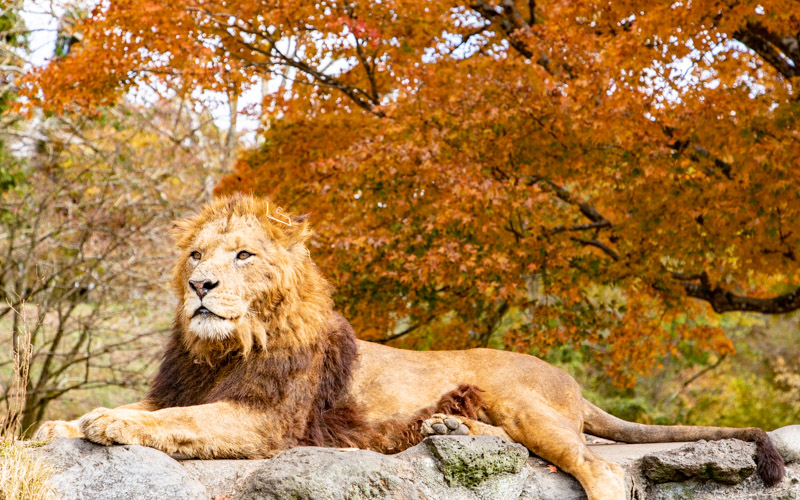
left=24, top=0, right=800, bottom=384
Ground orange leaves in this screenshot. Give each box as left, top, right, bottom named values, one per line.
left=25, top=0, right=800, bottom=383
left=710, top=335, right=736, bottom=356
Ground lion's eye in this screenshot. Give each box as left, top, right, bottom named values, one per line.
left=190, top=251, right=201, bottom=260
left=236, top=250, right=253, bottom=260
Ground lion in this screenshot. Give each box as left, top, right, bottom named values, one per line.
left=35, top=194, right=784, bottom=500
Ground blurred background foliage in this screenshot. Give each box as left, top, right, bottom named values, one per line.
left=2, top=0, right=799, bottom=434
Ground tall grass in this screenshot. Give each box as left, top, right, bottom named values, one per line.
left=1, top=304, right=54, bottom=500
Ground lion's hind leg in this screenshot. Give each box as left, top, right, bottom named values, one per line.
left=494, top=404, right=626, bottom=500
left=364, top=383, right=493, bottom=453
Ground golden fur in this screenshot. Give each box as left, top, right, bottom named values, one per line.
left=35, top=195, right=784, bottom=500
left=171, top=196, right=329, bottom=361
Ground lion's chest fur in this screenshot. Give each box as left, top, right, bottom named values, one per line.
left=146, top=312, right=361, bottom=446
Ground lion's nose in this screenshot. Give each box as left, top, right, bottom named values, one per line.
left=188, top=279, right=219, bottom=299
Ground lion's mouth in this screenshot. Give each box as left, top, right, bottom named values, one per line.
left=192, top=306, right=226, bottom=320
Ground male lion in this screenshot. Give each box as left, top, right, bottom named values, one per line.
left=35, top=195, right=784, bottom=500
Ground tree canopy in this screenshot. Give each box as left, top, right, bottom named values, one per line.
left=23, top=0, right=800, bottom=384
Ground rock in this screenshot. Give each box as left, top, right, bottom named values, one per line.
left=241, top=436, right=532, bottom=500
left=239, top=446, right=421, bottom=499
left=770, top=425, right=800, bottom=464
left=34, top=435, right=800, bottom=499
left=518, top=457, right=588, bottom=500
left=180, top=458, right=269, bottom=498
left=38, top=438, right=208, bottom=500
left=641, top=439, right=756, bottom=485
left=424, top=435, right=528, bottom=488
left=648, top=463, right=800, bottom=500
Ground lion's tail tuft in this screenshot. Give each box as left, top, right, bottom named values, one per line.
left=756, top=433, right=785, bottom=487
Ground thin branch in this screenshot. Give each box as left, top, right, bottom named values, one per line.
left=373, top=322, right=422, bottom=344
left=470, top=0, right=534, bottom=59
left=549, top=220, right=611, bottom=235
left=682, top=354, right=728, bottom=389
left=187, top=6, right=384, bottom=116
left=571, top=237, right=620, bottom=261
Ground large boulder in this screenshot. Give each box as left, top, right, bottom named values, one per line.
left=33, top=427, right=800, bottom=500
left=770, top=425, right=800, bottom=464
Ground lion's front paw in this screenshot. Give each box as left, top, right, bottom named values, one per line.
left=79, top=408, right=147, bottom=446
left=33, top=420, right=84, bottom=441
left=421, top=413, right=471, bottom=437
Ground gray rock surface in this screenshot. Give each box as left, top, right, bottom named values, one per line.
left=770, top=425, right=800, bottom=464
left=641, top=439, right=757, bottom=485
left=180, top=458, right=269, bottom=499
left=34, top=428, right=800, bottom=500
left=39, top=438, right=208, bottom=500
left=518, top=456, right=588, bottom=500
left=241, top=436, right=532, bottom=500
left=648, top=464, right=800, bottom=500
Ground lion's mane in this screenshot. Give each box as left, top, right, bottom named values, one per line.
left=169, top=195, right=331, bottom=362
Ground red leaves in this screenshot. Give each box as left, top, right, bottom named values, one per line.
left=331, top=16, right=382, bottom=49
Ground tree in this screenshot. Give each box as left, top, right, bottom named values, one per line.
left=0, top=95, right=228, bottom=434
left=0, top=1, right=28, bottom=194
left=21, top=0, right=800, bottom=384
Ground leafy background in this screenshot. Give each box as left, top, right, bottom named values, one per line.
left=1, top=0, right=799, bottom=434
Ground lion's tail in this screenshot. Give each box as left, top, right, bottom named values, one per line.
left=581, top=399, right=784, bottom=486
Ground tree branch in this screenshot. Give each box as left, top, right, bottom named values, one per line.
left=571, top=237, right=620, bottom=261
left=662, top=126, right=734, bottom=180
left=373, top=322, right=421, bottom=344
left=675, top=271, right=800, bottom=314
left=520, top=175, right=800, bottom=314
left=470, top=0, right=534, bottom=59
left=734, top=22, right=799, bottom=79
left=187, top=7, right=385, bottom=116
left=523, top=175, right=612, bottom=225
left=550, top=220, right=611, bottom=235
left=682, top=354, right=728, bottom=389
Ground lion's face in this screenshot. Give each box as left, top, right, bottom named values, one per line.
left=171, top=196, right=324, bottom=353
left=179, top=214, right=267, bottom=341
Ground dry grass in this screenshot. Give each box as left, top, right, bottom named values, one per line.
left=1, top=304, right=54, bottom=500
left=0, top=439, right=54, bottom=500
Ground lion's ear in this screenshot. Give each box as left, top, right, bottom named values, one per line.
left=285, top=214, right=314, bottom=251
left=170, top=217, right=195, bottom=243
left=291, top=213, right=311, bottom=224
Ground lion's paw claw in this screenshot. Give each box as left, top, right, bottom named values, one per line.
left=421, top=413, right=471, bottom=437
left=79, top=407, right=144, bottom=446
